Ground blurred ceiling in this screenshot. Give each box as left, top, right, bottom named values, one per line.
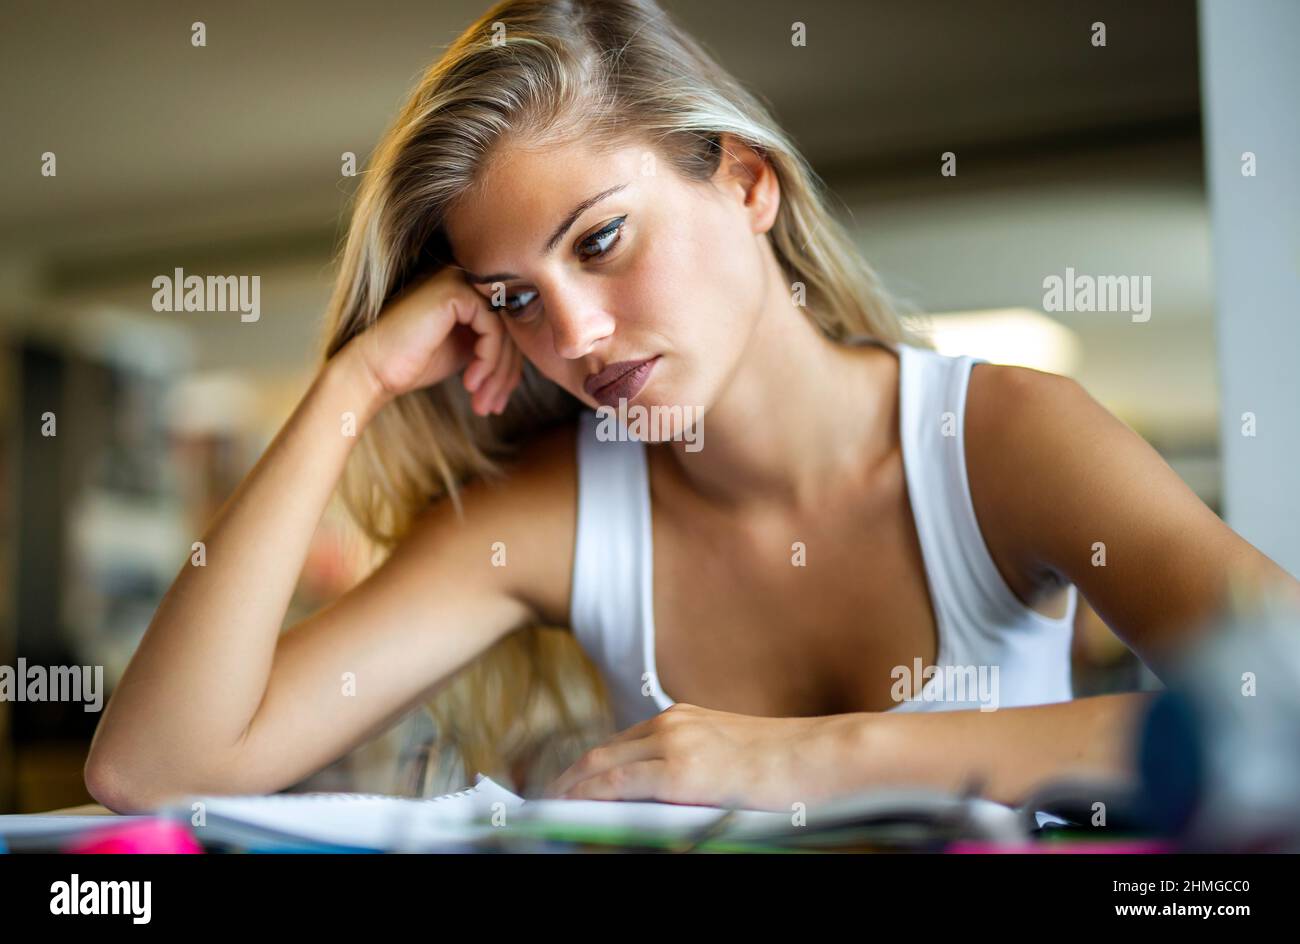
left=0, top=0, right=1215, bottom=445
left=1, top=0, right=1201, bottom=259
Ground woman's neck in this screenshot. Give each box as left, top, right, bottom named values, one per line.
left=664, top=265, right=899, bottom=515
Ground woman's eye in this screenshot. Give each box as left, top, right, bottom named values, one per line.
left=487, top=217, right=625, bottom=318
left=576, top=217, right=625, bottom=262
left=493, top=288, right=539, bottom=317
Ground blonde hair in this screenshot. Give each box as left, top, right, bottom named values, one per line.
left=321, top=0, right=913, bottom=792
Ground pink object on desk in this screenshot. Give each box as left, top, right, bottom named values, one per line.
left=65, top=818, right=203, bottom=854
left=947, top=839, right=1172, bottom=854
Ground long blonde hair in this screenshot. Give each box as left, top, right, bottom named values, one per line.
left=321, top=0, right=912, bottom=792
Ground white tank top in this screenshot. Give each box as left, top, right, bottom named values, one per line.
left=569, top=341, right=1076, bottom=729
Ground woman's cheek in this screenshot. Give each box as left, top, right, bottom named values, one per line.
left=515, top=333, right=568, bottom=391
left=630, top=227, right=705, bottom=334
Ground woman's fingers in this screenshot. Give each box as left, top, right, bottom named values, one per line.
left=492, top=343, right=520, bottom=415
left=447, top=292, right=524, bottom=416
left=499, top=343, right=525, bottom=413
left=460, top=306, right=515, bottom=415
left=561, top=760, right=672, bottom=802
left=508, top=342, right=525, bottom=396
left=548, top=732, right=660, bottom=797
left=546, top=709, right=687, bottom=794
left=462, top=307, right=502, bottom=392
left=483, top=335, right=519, bottom=414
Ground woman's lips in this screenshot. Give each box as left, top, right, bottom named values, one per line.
left=585, top=356, right=660, bottom=408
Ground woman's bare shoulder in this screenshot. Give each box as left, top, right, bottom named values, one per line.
left=962, top=363, right=1085, bottom=606
left=406, top=419, right=580, bottom=626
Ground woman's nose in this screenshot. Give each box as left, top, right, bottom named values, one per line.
left=547, top=290, right=615, bottom=360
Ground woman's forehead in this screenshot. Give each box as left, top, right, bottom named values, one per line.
left=445, top=140, right=652, bottom=269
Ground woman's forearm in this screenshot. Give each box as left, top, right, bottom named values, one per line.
left=822, top=692, right=1156, bottom=806
left=86, top=348, right=389, bottom=795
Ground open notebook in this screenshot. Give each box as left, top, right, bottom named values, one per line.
left=156, top=775, right=527, bottom=851
left=151, top=774, right=1029, bottom=851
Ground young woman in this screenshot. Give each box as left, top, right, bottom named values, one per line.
left=86, top=0, right=1297, bottom=813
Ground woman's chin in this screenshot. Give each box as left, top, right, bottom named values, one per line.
left=590, top=392, right=707, bottom=450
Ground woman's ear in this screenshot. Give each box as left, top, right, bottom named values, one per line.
left=713, top=133, right=780, bottom=235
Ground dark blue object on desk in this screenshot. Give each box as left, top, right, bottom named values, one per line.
left=1136, top=596, right=1300, bottom=851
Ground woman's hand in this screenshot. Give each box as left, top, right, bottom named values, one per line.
left=546, top=703, right=861, bottom=811
left=345, top=266, right=524, bottom=416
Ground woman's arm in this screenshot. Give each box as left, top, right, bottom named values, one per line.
left=546, top=694, right=1150, bottom=809
left=837, top=692, right=1153, bottom=804
left=838, top=365, right=1300, bottom=805
left=83, top=270, right=557, bottom=812
left=847, top=367, right=1298, bottom=804
left=964, top=363, right=1300, bottom=671
left=85, top=352, right=389, bottom=810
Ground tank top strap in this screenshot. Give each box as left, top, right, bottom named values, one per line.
left=569, top=410, right=663, bottom=727
left=897, top=344, right=1078, bottom=639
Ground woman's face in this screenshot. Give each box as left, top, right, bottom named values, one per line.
left=443, top=134, right=779, bottom=420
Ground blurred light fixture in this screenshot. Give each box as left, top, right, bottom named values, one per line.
left=167, top=370, right=258, bottom=436
left=911, top=307, right=1081, bottom=375
left=73, top=306, right=193, bottom=375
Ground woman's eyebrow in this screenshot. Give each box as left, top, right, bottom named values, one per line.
left=463, top=182, right=629, bottom=284
left=541, top=183, right=628, bottom=255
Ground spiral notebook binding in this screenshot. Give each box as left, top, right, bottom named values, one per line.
left=253, top=782, right=487, bottom=804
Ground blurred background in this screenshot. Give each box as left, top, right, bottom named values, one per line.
left=0, top=0, right=1289, bottom=812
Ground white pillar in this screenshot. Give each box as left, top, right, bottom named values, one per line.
left=1199, top=0, right=1300, bottom=578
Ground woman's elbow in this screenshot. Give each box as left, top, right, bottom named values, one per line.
left=84, top=754, right=148, bottom=813
left=83, top=750, right=198, bottom=814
